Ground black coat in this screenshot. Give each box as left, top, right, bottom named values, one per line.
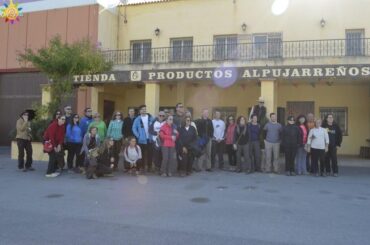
left=323, top=123, right=342, bottom=147
left=122, top=116, right=135, bottom=138
left=234, top=125, right=249, bottom=145
left=178, top=126, right=198, bottom=149
left=97, top=148, right=114, bottom=167
left=282, top=124, right=302, bottom=148
left=195, top=118, right=214, bottom=139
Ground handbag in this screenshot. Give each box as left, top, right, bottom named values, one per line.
left=88, top=148, right=99, bottom=159
left=43, top=140, right=53, bottom=153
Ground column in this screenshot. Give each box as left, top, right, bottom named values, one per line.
left=176, top=81, right=185, bottom=104
left=145, top=82, right=160, bottom=116
left=260, top=79, right=278, bottom=115
left=90, top=86, right=104, bottom=113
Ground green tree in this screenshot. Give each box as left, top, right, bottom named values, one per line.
left=18, top=36, right=112, bottom=118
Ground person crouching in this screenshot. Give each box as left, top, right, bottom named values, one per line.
left=123, top=137, right=143, bottom=175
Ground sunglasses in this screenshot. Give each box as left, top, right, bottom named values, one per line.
left=60, top=118, right=66, bottom=121
left=159, top=115, right=165, bottom=117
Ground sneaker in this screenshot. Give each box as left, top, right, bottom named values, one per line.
left=286, top=171, right=291, bottom=176
left=26, top=167, right=35, bottom=171
left=321, top=173, right=327, bottom=177
left=180, top=173, right=186, bottom=177
left=333, top=173, right=338, bottom=177
left=167, top=173, right=172, bottom=177
left=22, top=168, right=28, bottom=172
left=206, top=169, right=212, bottom=172
left=92, top=174, right=98, bottom=179
left=161, top=173, right=167, bottom=177
left=290, top=172, right=296, bottom=176
left=104, top=173, right=114, bottom=177
left=67, top=169, right=75, bottom=174
left=45, top=172, right=60, bottom=178
left=135, top=171, right=140, bottom=176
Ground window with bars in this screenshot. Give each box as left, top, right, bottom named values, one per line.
left=170, top=38, right=193, bottom=62
left=253, top=33, right=282, bottom=59
left=319, top=107, right=348, bottom=136
left=214, top=35, right=238, bottom=60
left=346, top=29, right=365, bottom=56
left=131, top=40, right=152, bottom=64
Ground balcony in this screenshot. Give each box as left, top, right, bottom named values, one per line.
left=103, top=38, right=370, bottom=66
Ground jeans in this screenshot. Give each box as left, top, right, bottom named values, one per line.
left=211, top=140, right=225, bottom=169
left=124, top=159, right=143, bottom=171
left=197, top=140, right=212, bottom=170
left=325, top=145, right=338, bottom=174
left=161, top=147, right=177, bottom=175
left=47, top=151, right=57, bottom=174
left=112, top=140, right=123, bottom=167
left=139, top=141, right=154, bottom=170
left=226, top=144, right=236, bottom=166
left=295, top=146, right=307, bottom=174
left=152, top=146, right=162, bottom=170
left=66, top=142, right=83, bottom=169
left=249, top=141, right=261, bottom=172
left=311, top=148, right=325, bottom=174
left=179, top=151, right=194, bottom=174
left=284, top=145, right=298, bottom=172
left=236, top=143, right=250, bottom=172
left=16, top=139, right=33, bottom=169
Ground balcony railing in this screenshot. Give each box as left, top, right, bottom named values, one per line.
left=103, top=38, right=370, bottom=65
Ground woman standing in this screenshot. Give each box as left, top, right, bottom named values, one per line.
left=43, top=115, right=66, bottom=177
left=282, top=116, right=301, bottom=176
left=233, top=116, right=251, bottom=173
left=225, top=115, right=237, bottom=171
left=248, top=114, right=262, bottom=173
left=88, top=112, right=107, bottom=141
left=296, top=115, right=308, bottom=175
left=307, top=119, right=329, bottom=177
left=15, top=111, right=33, bottom=171
left=178, top=116, right=198, bottom=177
left=66, top=114, right=83, bottom=173
left=107, top=112, right=124, bottom=170
left=160, top=115, right=179, bottom=177
left=322, top=114, right=342, bottom=177
left=81, top=127, right=101, bottom=177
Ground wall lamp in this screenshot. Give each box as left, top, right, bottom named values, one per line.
left=155, top=28, right=160, bottom=36
left=320, top=18, right=326, bottom=28
left=241, top=23, right=247, bottom=32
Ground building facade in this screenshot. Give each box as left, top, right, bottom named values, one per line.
left=1, top=0, right=370, bottom=155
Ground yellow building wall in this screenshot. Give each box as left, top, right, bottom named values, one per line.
left=98, top=7, right=118, bottom=50
left=278, top=82, right=370, bottom=156
left=118, top=0, right=370, bottom=49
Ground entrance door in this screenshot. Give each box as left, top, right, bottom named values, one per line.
left=104, top=100, right=115, bottom=125
left=286, top=101, right=314, bottom=119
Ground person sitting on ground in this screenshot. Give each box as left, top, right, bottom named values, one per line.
left=123, top=137, right=143, bottom=175
left=93, top=138, right=115, bottom=178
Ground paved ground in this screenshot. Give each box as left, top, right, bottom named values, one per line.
left=1, top=147, right=370, bottom=245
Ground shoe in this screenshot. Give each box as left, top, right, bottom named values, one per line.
left=45, top=172, right=60, bottom=178
left=80, top=167, right=86, bottom=175
left=286, top=171, right=291, bottom=176
left=180, top=173, right=186, bottom=177
left=321, top=173, right=326, bottom=177
left=206, top=169, right=212, bottom=172
left=236, top=169, right=242, bottom=173
left=26, top=167, right=35, bottom=171
left=161, top=173, right=167, bottom=177
left=290, top=172, right=296, bottom=176
left=67, top=169, right=75, bottom=174
left=92, top=174, right=98, bottom=179
left=22, top=168, right=28, bottom=172
left=333, top=173, right=338, bottom=177
left=135, top=171, right=140, bottom=176
left=104, top=173, right=114, bottom=177
left=229, top=166, right=236, bottom=171
left=167, top=173, right=172, bottom=177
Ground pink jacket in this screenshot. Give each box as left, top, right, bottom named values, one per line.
left=159, top=123, right=179, bottom=148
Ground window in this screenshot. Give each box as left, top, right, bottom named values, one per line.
left=319, top=107, right=348, bottom=136
left=131, top=40, right=151, bottom=64
left=214, top=35, right=238, bottom=60
left=170, top=38, right=193, bottom=62
left=212, top=107, right=237, bottom=122
left=253, top=33, right=282, bottom=59
left=346, top=29, right=365, bottom=56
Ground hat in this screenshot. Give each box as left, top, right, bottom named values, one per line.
left=257, top=97, right=265, bottom=103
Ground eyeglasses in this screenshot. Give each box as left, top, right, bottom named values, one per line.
left=60, top=118, right=66, bottom=121
left=186, top=119, right=191, bottom=122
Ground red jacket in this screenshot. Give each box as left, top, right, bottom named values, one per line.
left=159, top=123, right=179, bottom=148
left=44, top=121, right=65, bottom=148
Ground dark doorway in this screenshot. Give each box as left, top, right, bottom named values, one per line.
left=286, top=101, right=315, bottom=119
left=103, top=100, right=115, bottom=125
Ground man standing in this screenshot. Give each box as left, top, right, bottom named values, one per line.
left=63, top=105, right=73, bottom=127
left=249, top=97, right=267, bottom=123
left=123, top=107, right=136, bottom=140
left=211, top=111, right=225, bottom=170
left=263, top=113, right=282, bottom=173
left=132, top=105, right=154, bottom=172
left=322, top=114, right=342, bottom=177
left=173, top=102, right=185, bottom=129
left=195, top=109, right=214, bottom=171
left=15, top=111, right=33, bottom=171
left=248, top=114, right=261, bottom=172
left=79, top=107, right=93, bottom=137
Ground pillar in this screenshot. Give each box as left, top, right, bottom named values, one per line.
left=90, top=86, right=104, bottom=113
left=145, top=82, right=160, bottom=116
left=260, top=79, right=278, bottom=115
left=176, top=81, right=185, bottom=105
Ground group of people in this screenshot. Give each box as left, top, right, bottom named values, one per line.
left=15, top=98, right=343, bottom=179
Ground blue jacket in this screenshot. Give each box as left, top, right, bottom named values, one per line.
left=79, top=116, right=93, bottom=137
left=132, top=114, right=154, bottom=144
left=66, top=124, right=83, bottom=143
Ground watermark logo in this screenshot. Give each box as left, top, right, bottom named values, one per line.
left=1, top=0, right=23, bottom=24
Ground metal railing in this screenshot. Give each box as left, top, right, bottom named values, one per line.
left=103, top=38, right=370, bottom=65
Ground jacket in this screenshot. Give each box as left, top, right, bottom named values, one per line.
left=43, top=121, right=65, bottom=148
left=195, top=118, right=214, bottom=139
left=282, top=124, right=302, bottom=148
left=16, top=118, right=31, bottom=140
left=234, top=125, right=249, bottom=145
left=107, top=119, right=124, bottom=140
left=159, top=123, right=179, bottom=148
left=79, top=116, right=93, bottom=137
left=88, top=121, right=107, bottom=140
left=178, top=126, right=198, bottom=150
left=81, top=133, right=101, bottom=155
left=123, top=116, right=136, bottom=138
left=132, top=114, right=154, bottom=144
left=322, top=123, right=342, bottom=147
left=66, top=124, right=83, bottom=143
